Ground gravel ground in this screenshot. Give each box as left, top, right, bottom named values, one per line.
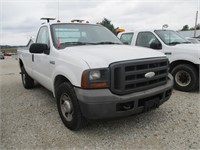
left=0, top=58, right=200, bottom=150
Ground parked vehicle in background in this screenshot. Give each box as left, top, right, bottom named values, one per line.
left=118, top=29, right=200, bottom=92
left=185, top=37, right=200, bottom=44
left=18, top=19, right=173, bottom=130
left=4, top=52, right=11, bottom=56
left=0, top=52, right=5, bottom=59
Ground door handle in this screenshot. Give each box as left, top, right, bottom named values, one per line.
left=32, top=54, right=34, bottom=62
left=165, top=52, right=172, bottom=55
left=49, top=60, right=55, bottom=65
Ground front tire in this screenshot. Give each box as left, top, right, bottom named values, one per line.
left=171, top=64, right=198, bottom=92
left=21, top=66, right=34, bottom=89
left=56, top=82, right=87, bottom=130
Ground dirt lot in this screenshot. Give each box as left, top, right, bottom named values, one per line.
left=0, top=58, right=199, bottom=149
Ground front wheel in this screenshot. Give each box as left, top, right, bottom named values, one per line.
left=21, top=66, right=34, bottom=89
left=171, top=64, right=198, bottom=92
left=56, top=82, right=87, bottom=130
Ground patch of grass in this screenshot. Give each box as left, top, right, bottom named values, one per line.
left=0, top=48, right=17, bottom=53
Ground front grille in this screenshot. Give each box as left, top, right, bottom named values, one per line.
left=110, top=57, right=169, bottom=95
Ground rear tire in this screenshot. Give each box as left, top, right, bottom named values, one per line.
left=171, top=64, right=198, bottom=92
left=21, top=66, right=34, bottom=89
left=56, top=82, right=87, bottom=130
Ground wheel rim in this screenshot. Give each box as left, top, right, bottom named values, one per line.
left=175, top=70, right=191, bottom=87
left=60, top=93, right=73, bottom=121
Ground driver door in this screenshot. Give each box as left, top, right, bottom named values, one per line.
left=32, top=26, right=53, bottom=91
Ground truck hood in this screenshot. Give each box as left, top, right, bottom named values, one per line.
left=61, top=45, right=166, bottom=68
left=173, top=44, right=200, bottom=52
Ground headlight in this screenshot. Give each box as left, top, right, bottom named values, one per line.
left=81, top=68, right=109, bottom=89
left=89, top=70, right=101, bottom=80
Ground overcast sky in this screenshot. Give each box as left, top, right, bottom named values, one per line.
left=0, top=0, right=199, bottom=45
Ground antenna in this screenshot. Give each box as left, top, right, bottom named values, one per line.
left=40, top=18, right=56, bottom=23
left=58, top=0, right=60, bottom=21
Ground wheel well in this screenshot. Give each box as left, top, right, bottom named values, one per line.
left=54, top=75, right=71, bottom=96
left=19, top=59, right=23, bottom=69
left=170, top=60, right=199, bottom=73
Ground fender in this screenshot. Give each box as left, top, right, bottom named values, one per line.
left=169, top=54, right=199, bottom=65
left=51, top=65, right=87, bottom=97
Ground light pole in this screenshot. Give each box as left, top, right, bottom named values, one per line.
left=194, top=11, right=198, bottom=37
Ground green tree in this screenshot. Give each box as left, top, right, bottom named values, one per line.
left=195, top=24, right=200, bottom=30
left=99, top=18, right=117, bottom=35
left=181, top=25, right=189, bottom=31
left=190, top=27, right=195, bottom=30
left=189, top=24, right=200, bottom=30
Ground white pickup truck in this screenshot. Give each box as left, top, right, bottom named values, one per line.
left=118, top=30, right=200, bottom=92
left=18, top=20, right=173, bottom=130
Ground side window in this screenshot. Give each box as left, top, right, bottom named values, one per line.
left=136, top=32, right=162, bottom=49
left=36, top=27, right=49, bottom=46
left=120, top=33, right=134, bottom=45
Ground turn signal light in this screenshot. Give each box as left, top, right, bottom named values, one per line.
left=89, top=82, right=108, bottom=88
left=81, top=71, right=87, bottom=88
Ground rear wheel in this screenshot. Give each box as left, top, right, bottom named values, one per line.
left=171, top=64, right=198, bottom=92
left=56, top=82, right=87, bottom=130
left=21, top=66, right=34, bottom=89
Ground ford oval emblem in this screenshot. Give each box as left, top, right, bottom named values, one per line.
left=145, top=72, right=155, bottom=78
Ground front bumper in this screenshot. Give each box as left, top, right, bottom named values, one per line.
left=75, top=74, right=173, bottom=119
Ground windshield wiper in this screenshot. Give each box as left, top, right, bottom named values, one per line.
left=168, top=41, right=191, bottom=45
left=58, top=42, right=98, bottom=49
left=168, top=42, right=181, bottom=45
left=181, top=41, right=191, bottom=44
left=60, top=42, right=97, bottom=46
left=94, top=42, right=122, bottom=45
left=58, top=41, right=121, bottom=49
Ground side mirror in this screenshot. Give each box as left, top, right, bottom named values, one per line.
left=29, top=43, right=48, bottom=54
left=121, top=40, right=129, bottom=45
left=150, top=42, right=162, bottom=50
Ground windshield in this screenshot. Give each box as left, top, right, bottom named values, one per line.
left=155, top=30, right=189, bottom=45
left=51, top=24, right=122, bottom=49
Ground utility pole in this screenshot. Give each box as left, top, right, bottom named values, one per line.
left=194, top=11, right=198, bottom=37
